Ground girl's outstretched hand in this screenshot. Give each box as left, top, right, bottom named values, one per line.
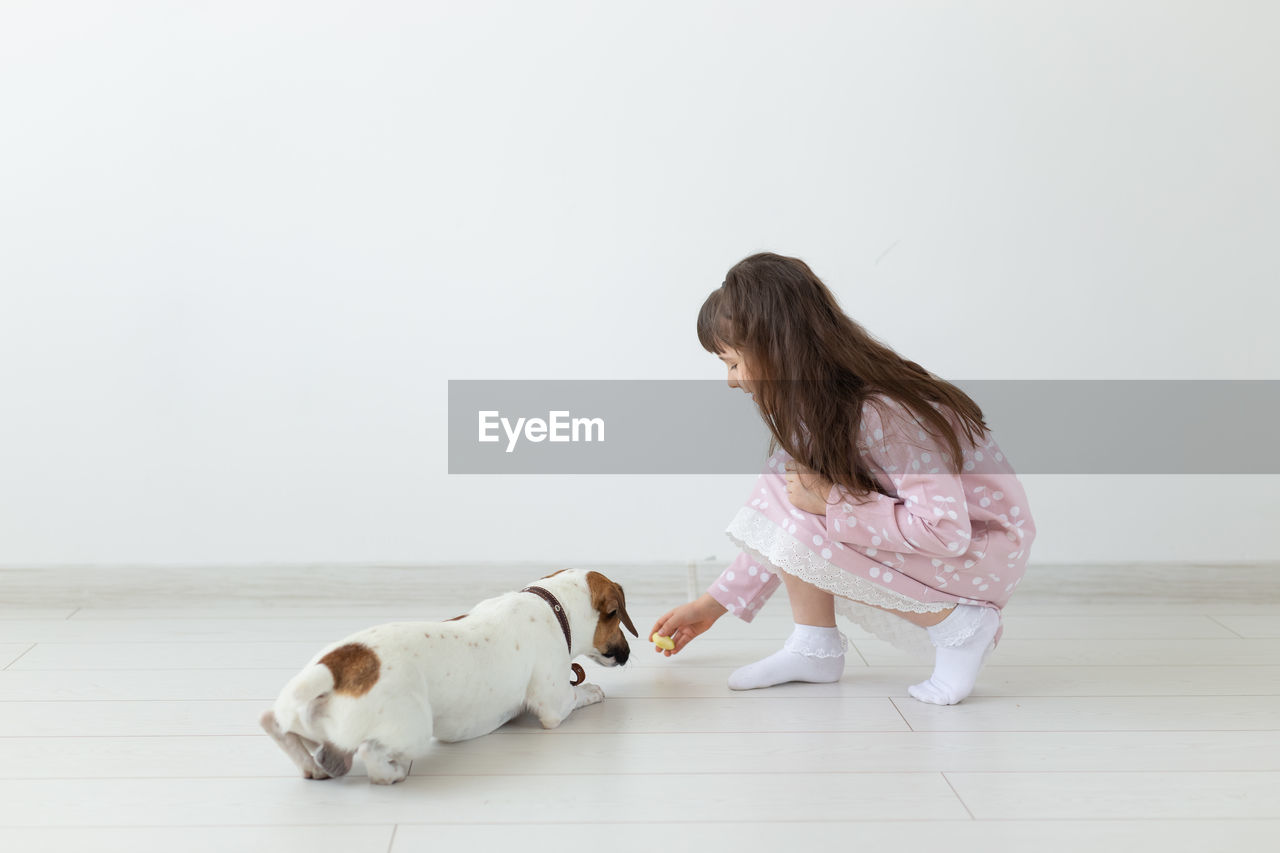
left=649, top=594, right=728, bottom=657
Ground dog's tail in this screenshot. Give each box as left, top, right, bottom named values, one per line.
left=274, top=664, right=336, bottom=732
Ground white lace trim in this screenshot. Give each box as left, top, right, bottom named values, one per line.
left=834, top=599, right=936, bottom=660
left=783, top=631, right=849, bottom=659
left=927, top=604, right=998, bottom=649
left=726, top=506, right=946, bottom=660
left=726, top=506, right=949, bottom=613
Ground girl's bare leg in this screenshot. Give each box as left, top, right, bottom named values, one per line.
left=780, top=568, right=836, bottom=626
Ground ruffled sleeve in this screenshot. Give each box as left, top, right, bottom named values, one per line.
left=706, top=551, right=783, bottom=622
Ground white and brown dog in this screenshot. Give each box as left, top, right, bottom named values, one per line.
left=259, top=569, right=637, bottom=784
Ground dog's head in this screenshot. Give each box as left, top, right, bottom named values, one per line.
left=583, top=570, right=638, bottom=667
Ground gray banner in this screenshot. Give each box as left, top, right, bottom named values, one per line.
left=447, top=380, right=1280, bottom=474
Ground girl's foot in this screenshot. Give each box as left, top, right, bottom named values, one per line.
left=908, top=604, right=1000, bottom=705
left=728, top=624, right=847, bottom=690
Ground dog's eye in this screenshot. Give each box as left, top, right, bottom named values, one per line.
left=607, top=609, right=617, bottom=618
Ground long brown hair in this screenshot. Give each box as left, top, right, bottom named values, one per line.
left=697, top=252, right=989, bottom=502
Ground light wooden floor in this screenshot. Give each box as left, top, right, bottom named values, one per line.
left=1, top=563, right=1278, bottom=852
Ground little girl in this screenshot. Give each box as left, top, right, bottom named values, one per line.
left=651, top=252, right=1037, bottom=705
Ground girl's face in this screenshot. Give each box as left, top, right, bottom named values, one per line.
left=717, top=346, right=756, bottom=397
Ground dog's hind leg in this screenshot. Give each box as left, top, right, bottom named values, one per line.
left=358, top=740, right=411, bottom=785
left=259, top=710, right=331, bottom=780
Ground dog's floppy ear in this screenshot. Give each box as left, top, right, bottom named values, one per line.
left=615, top=584, right=638, bottom=637
left=587, top=571, right=638, bottom=637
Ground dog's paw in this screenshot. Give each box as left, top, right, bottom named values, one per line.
left=367, top=767, right=409, bottom=785
left=574, top=682, right=605, bottom=707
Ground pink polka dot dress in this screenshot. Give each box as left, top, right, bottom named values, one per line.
left=708, top=393, right=1037, bottom=659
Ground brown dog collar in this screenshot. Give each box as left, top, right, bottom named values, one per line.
left=522, top=585, right=586, bottom=686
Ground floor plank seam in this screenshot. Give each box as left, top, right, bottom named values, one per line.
left=940, top=771, right=977, bottom=819
left=7, top=729, right=1280, bottom=740
left=15, top=769, right=1280, bottom=782
left=3, top=816, right=1280, bottom=824
left=3, top=644, right=37, bottom=671
left=1203, top=615, right=1247, bottom=639
left=887, top=698, right=916, bottom=731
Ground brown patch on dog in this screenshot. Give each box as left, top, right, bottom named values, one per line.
left=319, top=643, right=380, bottom=697
left=587, top=571, right=639, bottom=653
left=540, top=568, right=569, bottom=579
left=446, top=614, right=468, bottom=622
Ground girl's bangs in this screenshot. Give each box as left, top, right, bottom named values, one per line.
left=697, top=288, right=737, bottom=353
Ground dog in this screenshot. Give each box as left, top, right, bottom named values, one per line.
left=259, top=569, right=637, bottom=784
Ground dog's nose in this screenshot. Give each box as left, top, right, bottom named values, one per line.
left=614, top=645, right=630, bottom=666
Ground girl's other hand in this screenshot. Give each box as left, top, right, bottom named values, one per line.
left=649, top=594, right=728, bottom=657
left=784, top=461, right=834, bottom=515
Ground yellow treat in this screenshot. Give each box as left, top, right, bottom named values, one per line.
left=651, top=633, right=675, bottom=650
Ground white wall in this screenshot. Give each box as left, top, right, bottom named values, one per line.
left=1, top=0, right=1276, bottom=567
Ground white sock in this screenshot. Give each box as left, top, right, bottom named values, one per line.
left=727, top=624, right=847, bottom=691
left=908, top=604, right=1000, bottom=706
